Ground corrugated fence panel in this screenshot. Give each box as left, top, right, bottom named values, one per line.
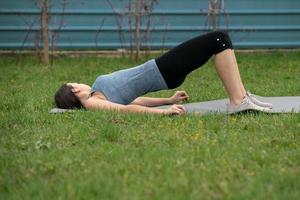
left=0, top=0, right=299, bottom=49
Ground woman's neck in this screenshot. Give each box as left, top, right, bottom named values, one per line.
left=91, top=91, right=107, bottom=101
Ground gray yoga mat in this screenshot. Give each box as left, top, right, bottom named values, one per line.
left=49, top=96, right=300, bottom=114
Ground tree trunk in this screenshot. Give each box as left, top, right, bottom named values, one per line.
left=209, top=0, right=217, bottom=31
left=41, top=0, right=49, bottom=64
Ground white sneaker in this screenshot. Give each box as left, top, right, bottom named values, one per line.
left=246, top=91, right=273, bottom=108
left=227, top=95, right=272, bottom=114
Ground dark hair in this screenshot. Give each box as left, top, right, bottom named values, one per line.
left=54, top=84, right=83, bottom=109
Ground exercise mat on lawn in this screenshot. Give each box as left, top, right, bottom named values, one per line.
left=49, top=96, right=300, bottom=114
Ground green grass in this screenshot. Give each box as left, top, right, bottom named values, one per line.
left=0, top=51, right=300, bottom=200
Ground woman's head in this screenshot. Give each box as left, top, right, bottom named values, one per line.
left=54, top=83, right=91, bottom=109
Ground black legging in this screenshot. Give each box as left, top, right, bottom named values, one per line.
left=155, top=31, right=233, bottom=89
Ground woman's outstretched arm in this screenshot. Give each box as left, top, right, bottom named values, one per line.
left=130, top=91, right=189, bottom=107
left=83, top=97, right=186, bottom=115
left=130, top=97, right=172, bottom=107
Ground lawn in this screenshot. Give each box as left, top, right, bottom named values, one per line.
left=0, top=51, right=300, bottom=200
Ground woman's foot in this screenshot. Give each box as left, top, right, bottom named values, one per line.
left=227, top=95, right=272, bottom=114
left=246, top=91, right=273, bottom=108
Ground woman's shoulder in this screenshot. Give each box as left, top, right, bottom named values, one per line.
left=83, top=94, right=126, bottom=111
left=83, top=95, right=107, bottom=110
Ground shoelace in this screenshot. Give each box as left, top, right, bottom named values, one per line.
left=242, top=95, right=251, bottom=105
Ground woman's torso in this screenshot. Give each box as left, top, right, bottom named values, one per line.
left=90, top=59, right=168, bottom=105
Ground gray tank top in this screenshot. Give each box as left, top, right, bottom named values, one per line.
left=91, top=59, right=168, bottom=105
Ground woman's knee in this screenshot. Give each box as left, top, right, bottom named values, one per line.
left=212, top=31, right=233, bottom=54
left=214, top=31, right=232, bottom=43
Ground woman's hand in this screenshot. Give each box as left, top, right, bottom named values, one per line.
left=163, top=104, right=186, bottom=115
left=169, top=91, right=189, bottom=104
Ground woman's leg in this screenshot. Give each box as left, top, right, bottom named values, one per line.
left=155, top=31, right=246, bottom=104
left=155, top=31, right=271, bottom=112
left=214, top=49, right=272, bottom=112
left=156, top=31, right=233, bottom=89
left=214, top=49, right=272, bottom=109
left=214, top=49, right=246, bottom=105
left=231, top=50, right=247, bottom=96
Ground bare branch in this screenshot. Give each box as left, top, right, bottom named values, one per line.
left=40, top=0, right=49, bottom=64
left=106, top=0, right=126, bottom=54
left=134, top=0, right=142, bottom=60
left=95, top=18, right=106, bottom=49
left=127, top=0, right=134, bottom=57
left=49, top=0, right=68, bottom=65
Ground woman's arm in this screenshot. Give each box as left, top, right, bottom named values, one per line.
left=83, top=97, right=186, bottom=115
left=131, top=91, right=189, bottom=107
left=130, top=96, right=172, bottom=107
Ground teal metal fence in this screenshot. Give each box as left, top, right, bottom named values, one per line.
left=0, top=0, right=299, bottom=49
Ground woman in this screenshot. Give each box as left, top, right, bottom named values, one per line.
left=54, top=31, right=272, bottom=115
